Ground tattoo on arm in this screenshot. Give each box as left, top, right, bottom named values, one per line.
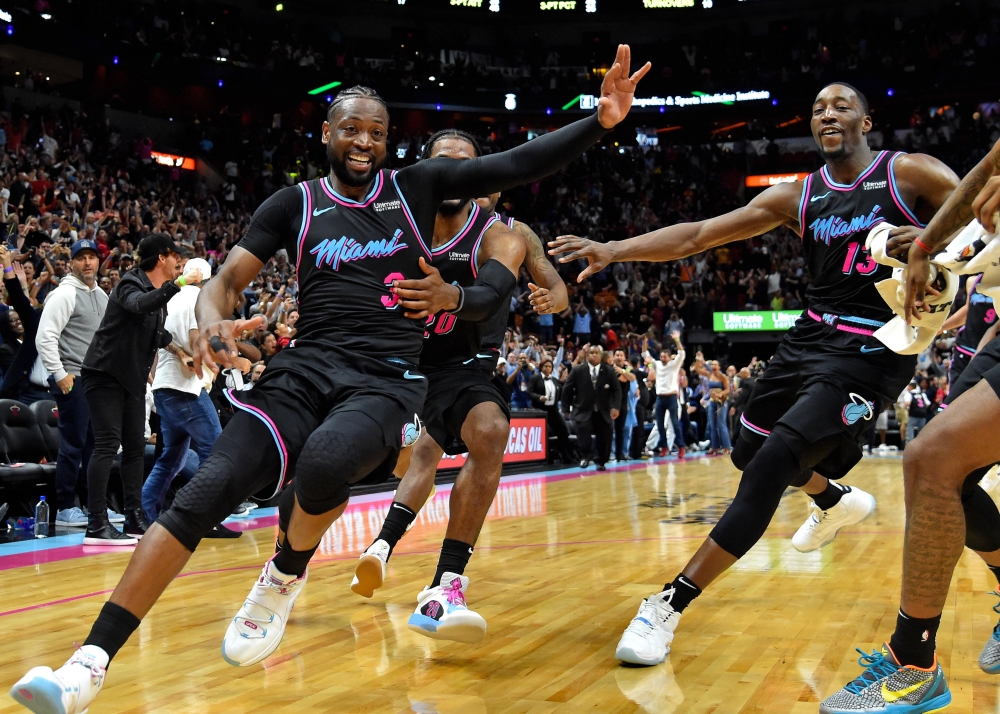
left=516, top=221, right=559, bottom=281
left=923, top=151, right=1000, bottom=247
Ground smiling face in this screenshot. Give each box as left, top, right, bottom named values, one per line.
left=810, top=84, right=871, bottom=161
left=322, top=98, right=389, bottom=188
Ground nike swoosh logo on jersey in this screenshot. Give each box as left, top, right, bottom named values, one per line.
left=312, top=206, right=336, bottom=217
left=476, top=353, right=495, bottom=359
left=463, top=358, right=476, bottom=364
left=881, top=678, right=928, bottom=703
left=810, top=191, right=832, bottom=203
left=403, top=370, right=425, bottom=380
left=860, top=345, right=886, bottom=353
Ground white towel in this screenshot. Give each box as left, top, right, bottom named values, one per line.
left=864, top=223, right=959, bottom=354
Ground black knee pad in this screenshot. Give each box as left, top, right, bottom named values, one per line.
left=158, top=414, right=281, bottom=552
left=293, top=411, right=391, bottom=516
left=963, top=466, right=1000, bottom=552
left=731, top=426, right=765, bottom=471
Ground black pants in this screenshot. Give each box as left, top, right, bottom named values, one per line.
left=629, top=404, right=647, bottom=459
left=84, top=370, right=145, bottom=518
left=542, top=404, right=572, bottom=462
left=575, top=410, right=612, bottom=466
left=53, top=375, right=94, bottom=511
left=614, top=408, right=629, bottom=460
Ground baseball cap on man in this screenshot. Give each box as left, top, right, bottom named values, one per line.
left=137, top=233, right=181, bottom=263
left=70, top=239, right=99, bottom=259
left=182, top=258, right=212, bottom=283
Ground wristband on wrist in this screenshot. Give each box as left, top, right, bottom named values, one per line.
left=3, top=267, right=13, bottom=274
left=914, top=237, right=934, bottom=255
left=446, top=285, right=466, bottom=314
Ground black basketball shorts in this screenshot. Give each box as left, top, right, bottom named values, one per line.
left=945, top=335, right=1000, bottom=406
left=225, top=340, right=427, bottom=498
left=739, top=317, right=916, bottom=479
left=420, top=362, right=511, bottom=455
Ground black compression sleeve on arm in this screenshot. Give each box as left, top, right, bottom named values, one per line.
left=402, top=114, right=609, bottom=202
left=451, top=259, right=517, bottom=323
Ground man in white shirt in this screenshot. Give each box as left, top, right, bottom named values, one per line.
left=140, top=259, right=215, bottom=522
left=647, top=331, right=686, bottom=458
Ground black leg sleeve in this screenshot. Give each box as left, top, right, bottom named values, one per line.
left=157, top=412, right=281, bottom=552
left=710, top=431, right=802, bottom=559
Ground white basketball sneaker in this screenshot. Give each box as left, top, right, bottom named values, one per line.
left=407, top=572, right=487, bottom=643
left=792, top=486, right=876, bottom=553
left=221, top=557, right=307, bottom=667
left=10, top=645, right=108, bottom=714
left=615, top=589, right=683, bottom=666
left=351, top=539, right=391, bottom=598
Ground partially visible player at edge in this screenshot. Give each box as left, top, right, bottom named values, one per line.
left=549, top=83, right=959, bottom=684
left=349, top=130, right=568, bottom=647
left=9, top=45, right=648, bottom=714
left=821, top=137, right=1000, bottom=712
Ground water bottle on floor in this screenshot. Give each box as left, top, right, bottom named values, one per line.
left=34, top=496, right=49, bottom=538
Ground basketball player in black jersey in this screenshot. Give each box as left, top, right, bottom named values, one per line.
left=942, top=273, right=998, bottom=385
left=10, top=46, right=649, bottom=714
left=549, top=83, right=959, bottom=676
left=819, top=138, right=1000, bottom=713
left=349, top=131, right=568, bottom=645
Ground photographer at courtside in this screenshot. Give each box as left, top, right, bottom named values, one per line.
left=80, top=234, right=189, bottom=545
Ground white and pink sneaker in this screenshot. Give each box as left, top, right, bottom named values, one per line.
left=407, top=572, right=486, bottom=644
left=10, top=645, right=108, bottom=714
left=221, top=557, right=308, bottom=667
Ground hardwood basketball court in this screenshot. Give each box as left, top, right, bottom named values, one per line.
left=1, top=455, right=997, bottom=713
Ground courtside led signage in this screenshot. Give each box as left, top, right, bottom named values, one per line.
left=450, top=0, right=483, bottom=5
left=643, top=0, right=694, bottom=6
left=151, top=152, right=196, bottom=170
left=745, top=173, right=810, bottom=187
left=540, top=1, right=576, bottom=7
left=713, top=311, right=801, bottom=332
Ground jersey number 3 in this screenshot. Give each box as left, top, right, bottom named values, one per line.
left=381, top=272, right=405, bottom=309
left=842, top=242, right=878, bottom=276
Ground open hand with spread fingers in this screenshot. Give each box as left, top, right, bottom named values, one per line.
left=548, top=235, right=612, bottom=282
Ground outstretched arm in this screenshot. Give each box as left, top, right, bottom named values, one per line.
left=513, top=220, right=569, bottom=314
left=548, top=180, right=802, bottom=281
left=400, top=46, right=649, bottom=204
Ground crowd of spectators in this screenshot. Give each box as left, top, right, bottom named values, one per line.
left=0, top=48, right=996, bottom=510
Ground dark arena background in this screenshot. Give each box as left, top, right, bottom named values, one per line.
left=1, top=0, right=999, bottom=712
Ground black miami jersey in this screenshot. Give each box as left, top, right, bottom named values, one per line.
left=420, top=203, right=498, bottom=367
left=798, top=150, right=923, bottom=324
left=239, top=170, right=435, bottom=363
left=954, top=274, right=997, bottom=358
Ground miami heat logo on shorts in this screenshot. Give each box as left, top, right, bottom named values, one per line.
left=841, top=393, right=875, bottom=426
left=401, top=414, right=423, bottom=448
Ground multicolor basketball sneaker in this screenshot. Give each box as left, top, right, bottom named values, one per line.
left=820, top=644, right=951, bottom=713
left=980, top=591, right=1000, bottom=674
left=407, top=572, right=486, bottom=643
